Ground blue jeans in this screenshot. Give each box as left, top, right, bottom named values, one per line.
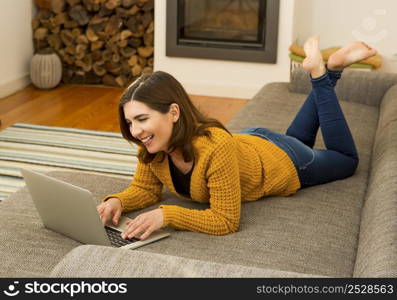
left=240, top=69, right=359, bottom=188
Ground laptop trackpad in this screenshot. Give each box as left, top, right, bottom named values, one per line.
left=106, top=215, right=132, bottom=232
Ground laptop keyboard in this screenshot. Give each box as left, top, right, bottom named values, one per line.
left=105, top=226, right=140, bottom=247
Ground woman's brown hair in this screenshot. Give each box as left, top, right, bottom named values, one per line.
left=119, top=71, right=231, bottom=164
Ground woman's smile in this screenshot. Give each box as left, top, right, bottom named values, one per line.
left=141, top=135, right=154, bottom=146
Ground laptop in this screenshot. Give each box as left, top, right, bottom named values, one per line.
left=21, top=169, right=170, bottom=249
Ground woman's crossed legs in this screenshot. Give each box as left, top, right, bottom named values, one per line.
left=284, top=37, right=377, bottom=187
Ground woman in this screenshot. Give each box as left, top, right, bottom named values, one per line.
left=97, top=36, right=377, bottom=241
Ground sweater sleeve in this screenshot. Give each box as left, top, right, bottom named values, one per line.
left=103, top=160, right=163, bottom=212
left=159, top=136, right=241, bottom=235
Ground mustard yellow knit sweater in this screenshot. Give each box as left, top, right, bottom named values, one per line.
left=104, top=127, right=301, bottom=235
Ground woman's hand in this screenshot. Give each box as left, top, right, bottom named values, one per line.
left=96, top=197, right=122, bottom=226
left=122, top=208, right=164, bottom=240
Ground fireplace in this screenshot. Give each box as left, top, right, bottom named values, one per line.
left=166, top=0, right=279, bottom=63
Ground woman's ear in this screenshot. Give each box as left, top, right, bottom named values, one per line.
left=169, top=103, right=180, bottom=123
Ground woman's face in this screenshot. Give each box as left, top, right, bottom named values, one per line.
left=123, top=100, right=179, bottom=153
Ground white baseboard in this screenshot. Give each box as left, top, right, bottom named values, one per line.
left=0, top=75, right=31, bottom=99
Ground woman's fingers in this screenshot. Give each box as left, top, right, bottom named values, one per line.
left=139, top=226, right=155, bottom=240
left=112, top=208, right=121, bottom=225
left=122, top=219, right=147, bottom=240
left=101, top=205, right=114, bottom=225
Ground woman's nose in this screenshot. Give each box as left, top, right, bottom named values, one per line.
left=130, top=123, right=143, bottom=138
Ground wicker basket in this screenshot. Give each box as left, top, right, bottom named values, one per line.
left=30, top=49, right=62, bottom=89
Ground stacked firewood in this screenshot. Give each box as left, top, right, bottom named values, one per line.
left=32, top=0, right=154, bottom=87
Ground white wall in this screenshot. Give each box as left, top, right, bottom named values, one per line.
left=154, top=0, right=296, bottom=98
left=293, top=0, right=397, bottom=73
left=0, top=0, right=34, bottom=99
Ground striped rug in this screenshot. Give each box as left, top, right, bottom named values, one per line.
left=0, top=123, right=138, bottom=202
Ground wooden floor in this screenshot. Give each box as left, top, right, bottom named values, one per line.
left=0, top=84, right=248, bottom=132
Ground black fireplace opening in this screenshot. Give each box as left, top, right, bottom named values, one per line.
left=166, top=0, right=279, bottom=63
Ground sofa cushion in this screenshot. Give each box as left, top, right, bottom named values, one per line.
left=354, top=85, right=397, bottom=277
left=50, top=245, right=327, bottom=278
left=0, top=187, right=80, bottom=277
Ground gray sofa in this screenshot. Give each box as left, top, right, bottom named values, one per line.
left=1, top=68, right=396, bottom=278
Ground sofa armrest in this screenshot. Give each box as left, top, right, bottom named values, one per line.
left=50, top=245, right=328, bottom=278
left=289, top=67, right=397, bottom=107
left=353, top=85, right=397, bottom=277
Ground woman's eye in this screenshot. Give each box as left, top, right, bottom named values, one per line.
left=138, top=118, right=147, bottom=122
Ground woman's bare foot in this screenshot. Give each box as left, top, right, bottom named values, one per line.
left=302, top=36, right=326, bottom=78
left=327, top=41, right=377, bottom=71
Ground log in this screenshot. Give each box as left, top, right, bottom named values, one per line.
left=40, top=19, right=52, bottom=30
left=142, top=0, right=153, bottom=11
left=48, top=34, right=62, bottom=49
left=72, top=28, right=82, bottom=38
left=131, top=64, right=142, bottom=76
left=102, top=49, right=113, bottom=61
left=75, top=43, right=87, bottom=59
left=37, top=9, right=53, bottom=21
left=91, top=50, right=103, bottom=62
left=143, top=32, right=153, bottom=46
left=108, top=33, right=121, bottom=45
left=121, top=62, right=132, bottom=75
left=64, top=20, right=79, bottom=28
left=35, top=0, right=51, bottom=9
left=63, top=54, right=74, bottom=65
left=137, top=46, right=153, bottom=58
left=76, top=34, right=89, bottom=44
left=122, top=0, right=140, bottom=8
left=105, top=0, right=121, bottom=10
left=128, top=37, right=142, bottom=48
left=93, top=62, right=106, bottom=76
left=91, top=40, right=104, bottom=51
left=60, top=29, right=74, bottom=46
left=120, top=29, right=133, bottom=40
left=127, top=5, right=139, bottom=15
left=51, top=0, right=66, bottom=14
left=82, top=55, right=93, bottom=72
left=142, top=66, right=153, bottom=74
left=53, top=12, right=68, bottom=26
left=115, top=7, right=129, bottom=18
left=137, top=56, right=147, bottom=67
left=115, top=75, right=126, bottom=87
left=69, top=5, right=90, bottom=25
left=65, top=45, right=76, bottom=55
left=120, top=47, right=136, bottom=58
left=117, top=39, right=128, bottom=48
left=86, top=27, right=99, bottom=42
left=82, top=0, right=101, bottom=12
left=146, top=21, right=154, bottom=34
left=34, top=27, right=49, bottom=40
left=112, top=52, right=120, bottom=63
left=125, top=16, right=140, bottom=32
left=105, top=15, right=122, bottom=36
left=89, top=14, right=108, bottom=25
left=98, top=6, right=113, bottom=17
left=141, top=11, right=153, bottom=28
left=51, top=26, right=61, bottom=34
left=128, top=55, right=138, bottom=66
left=32, top=17, right=41, bottom=30
left=102, top=74, right=119, bottom=86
